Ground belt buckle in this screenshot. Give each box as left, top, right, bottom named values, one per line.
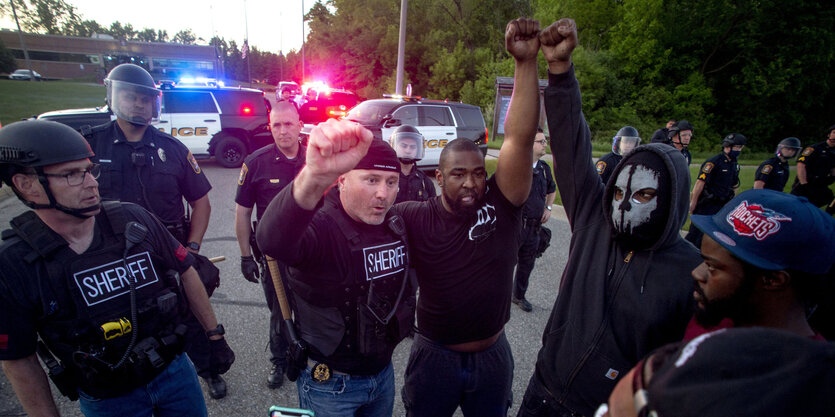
left=311, top=362, right=331, bottom=382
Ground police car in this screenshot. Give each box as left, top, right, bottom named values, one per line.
left=37, top=86, right=273, bottom=168
left=344, top=96, right=488, bottom=168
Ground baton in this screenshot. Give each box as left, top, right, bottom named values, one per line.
left=265, top=255, right=307, bottom=381
left=208, top=256, right=226, bottom=263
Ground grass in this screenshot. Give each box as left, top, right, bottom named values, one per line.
left=0, top=79, right=106, bottom=126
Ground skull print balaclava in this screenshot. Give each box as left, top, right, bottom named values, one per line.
left=610, top=151, right=671, bottom=249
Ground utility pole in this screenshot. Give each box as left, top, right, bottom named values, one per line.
left=9, top=0, right=35, bottom=82
left=244, top=0, right=252, bottom=87
left=395, top=0, right=407, bottom=95
left=301, top=0, right=305, bottom=83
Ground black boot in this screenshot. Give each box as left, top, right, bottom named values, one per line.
left=205, top=374, right=227, bottom=399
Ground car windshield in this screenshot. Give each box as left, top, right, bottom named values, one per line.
left=345, top=101, right=397, bottom=125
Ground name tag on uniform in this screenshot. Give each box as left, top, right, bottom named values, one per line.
left=364, top=241, right=407, bottom=281
left=74, top=252, right=160, bottom=306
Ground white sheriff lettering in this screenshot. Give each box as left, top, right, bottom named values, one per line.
left=74, top=252, right=160, bottom=306
left=364, top=241, right=407, bottom=281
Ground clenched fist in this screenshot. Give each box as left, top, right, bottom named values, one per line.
left=505, top=18, right=540, bottom=62
left=539, top=18, right=578, bottom=74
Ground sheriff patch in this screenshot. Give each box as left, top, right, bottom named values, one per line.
left=595, top=160, right=607, bottom=175
left=701, top=162, right=714, bottom=173
left=74, top=252, right=160, bottom=306
left=187, top=151, right=201, bottom=174
left=364, top=241, right=407, bottom=281
left=238, top=163, right=248, bottom=186
left=801, top=147, right=814, bottom=157
left=761, top=164, right=772, bottom=174
left=726, top=200, right=791, bottom=241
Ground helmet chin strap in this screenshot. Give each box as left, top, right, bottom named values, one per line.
left=23, top=169, right=101, bottom=219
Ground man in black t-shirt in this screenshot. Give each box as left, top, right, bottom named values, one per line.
left=234, top=101, right=306, bottom=389
left=392, top=18, right=542, bottom=417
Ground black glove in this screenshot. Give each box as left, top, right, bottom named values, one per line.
left=241, top=255, right=260, bottom=283
left=208, top=337, right=235, bottom=375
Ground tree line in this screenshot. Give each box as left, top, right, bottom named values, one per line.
left=2, top=0, right=833, bottom=150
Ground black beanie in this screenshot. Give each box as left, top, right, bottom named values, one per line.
left=353, top=139, right=399, bottom=173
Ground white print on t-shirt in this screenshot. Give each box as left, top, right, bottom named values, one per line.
left=468, top=203, right=497, bottom=241
left=364, top=241, right=408, bottom=281
left=73, top=252, right=160, bottom=306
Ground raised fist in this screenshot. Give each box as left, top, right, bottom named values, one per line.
left=539, top=18, right=578, bottom=74
left=505, top=18, right=540, bottom=62
left=305, top=118, right=374, bottom=180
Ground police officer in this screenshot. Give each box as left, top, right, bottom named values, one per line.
left=596, top=126, right=641, bottom=184
left=685, top=133, right=746, bottom=248
left=389, top=124, right=436, bottom=203
left=83, top=64, right=228, bottom=398
left=649, top=119, right=676, bottom=144
left=256, top=127, right=415, bottom=417
left=0, top=120, right=233, bottom=416
left=754, top=137, right=801, bottom=192
left=234, top=101, right=306, bottom=389
left=512, top=129, right=556, bottom=312
left=654, top=120, right=694, bottom=165
left=791, top=124, right=835, bottom=214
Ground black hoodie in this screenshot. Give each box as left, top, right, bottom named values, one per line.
left=530, top=66, right=701, bottom=416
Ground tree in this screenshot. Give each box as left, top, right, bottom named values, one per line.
left=0, top=39, right=17, bottom=74
left=0, top=0, right=82, bottom=35
left=173, top=29, right=197, bottom=45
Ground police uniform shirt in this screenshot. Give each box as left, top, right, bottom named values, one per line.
left=394, top=163, right=436, bottom=204
left=0, top=203, right=194, bottom=361
left=696, top=152, right=739, bottom=202
left=522, top=159, right=557, bottom=221
left=595, top=152, right=622, bottom=185
left=797, top=141, right=835, bottom=185
left=392, top=176, right=522, bottom=345
left=87, top=122, right=212, bottom=224
left=755, top=155, right=790, bottom=192
left=682, top=148, right=692, bottom=166
left=235, top=143, right=306, bottom=220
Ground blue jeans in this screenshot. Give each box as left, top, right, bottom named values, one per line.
left=402, top=332, right=514, bottom=417
left=78, top=354, right=207, bottom=417
left=297, top=361, right=394, bottom=417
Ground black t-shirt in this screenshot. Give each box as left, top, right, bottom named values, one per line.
left=87, top=122, right=212, bottom=224
left=393, top=176, right=522, bottom=344
left=755, top=156, right=790, bottom=192
left=0, top=203, right=193, bottom=361
left=235, top=143, right=306, bottom=220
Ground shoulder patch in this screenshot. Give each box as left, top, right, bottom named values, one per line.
left=238, top=163, right=248, bottom=186
left=761, top=164, right=772, bottom=174
left=702, top=162, right=714, bottom=173
left=595, top=160, right=607, bottom=175
left=187, top=151, right=201, bottom=174
left=801, top=146, right=814, bottom=157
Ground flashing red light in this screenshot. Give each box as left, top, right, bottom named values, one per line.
left=485, top=127, right=489, bottom=143
left=242, top=105, right=253, bottom=115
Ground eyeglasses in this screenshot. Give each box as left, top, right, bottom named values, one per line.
left=42, top=163, right=101, bottom=186
left=534, top=139, right=548, bottom=145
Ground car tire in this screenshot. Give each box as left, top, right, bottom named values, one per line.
left=214, top=134, right=247, bottom=168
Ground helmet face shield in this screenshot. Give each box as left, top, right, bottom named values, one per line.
left=108, top=79, right=161, bottom=125
left=614, top=136, right=641, bottom=155
left=390, top=131, right=425, bottom=162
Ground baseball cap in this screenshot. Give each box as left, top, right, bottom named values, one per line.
left=690, top=189, right=835, bottom=274
left=353, top=139, right=399, bottom=173
left=645, top=327, right=835, bottom=417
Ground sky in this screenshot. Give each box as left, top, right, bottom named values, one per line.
left=1, top=0, right=318, bottom=55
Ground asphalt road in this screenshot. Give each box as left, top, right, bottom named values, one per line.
left=0, top=160, right=572, bottom=417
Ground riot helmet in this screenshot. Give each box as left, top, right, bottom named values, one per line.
left=105, top=64, right=161, bottom=126
left=389, top=125, right=425, bottom=163
left=776, top=137, right=801, bottom=159
left=668, top=120, right=694, bottom=148
left=612, top=126, right=641, bottom=156
left=0, top=120, right=100, bottom=217
left=721, top=133, right=747, bottom=148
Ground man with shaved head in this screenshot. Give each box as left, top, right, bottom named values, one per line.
left=234, top=101, right=306, bottom=389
